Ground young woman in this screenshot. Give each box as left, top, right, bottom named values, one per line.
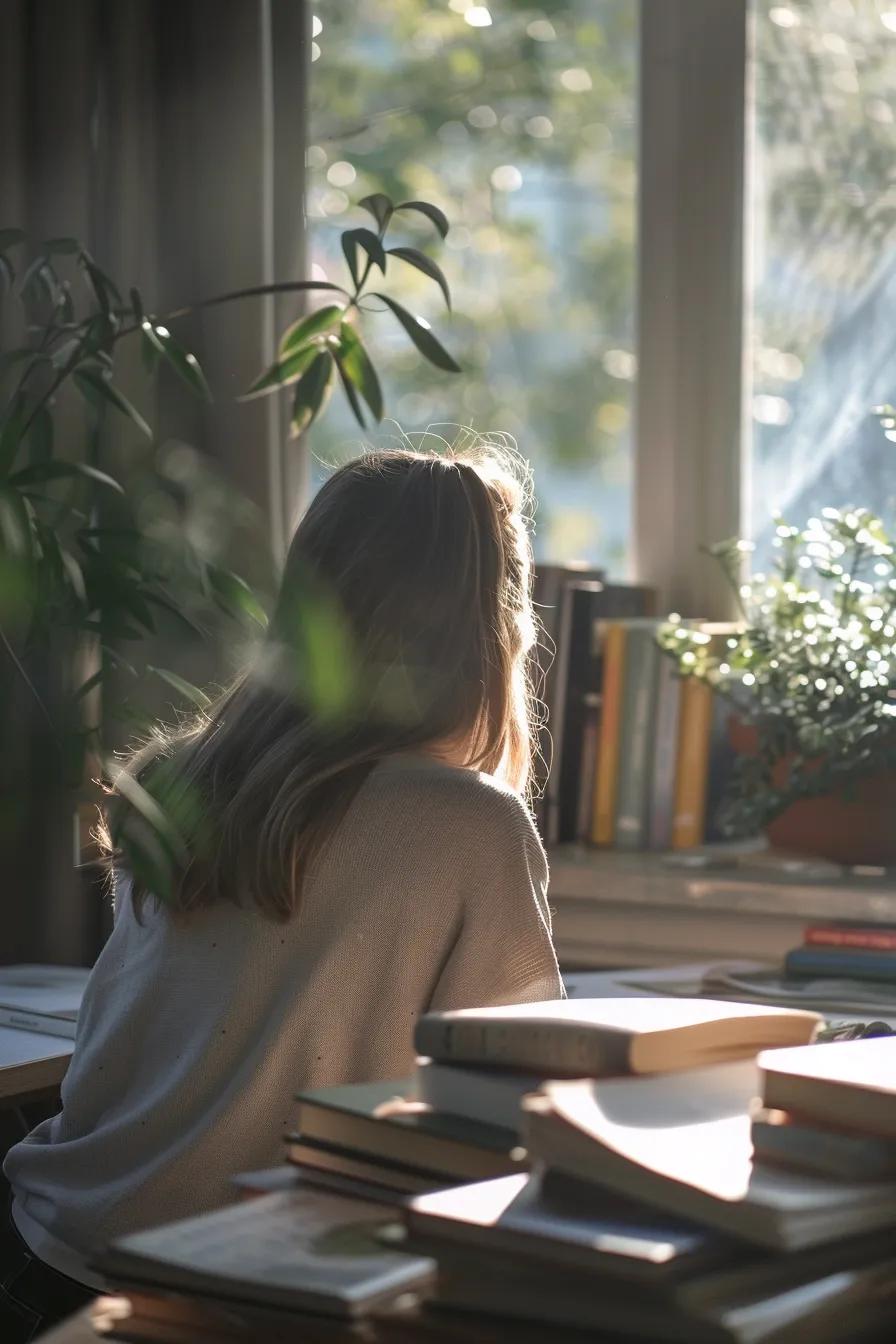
left=2, top=441, right=562, bottom=1329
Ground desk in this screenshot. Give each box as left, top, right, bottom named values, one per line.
left=0, top=965, right=88, bottom=1107
left=0, top=1027, right=74, bottom=1104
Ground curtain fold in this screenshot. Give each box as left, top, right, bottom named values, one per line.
left=0, top=0, right=307, bottom=963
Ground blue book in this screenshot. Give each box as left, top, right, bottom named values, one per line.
left=785, top=946, right=896, bottom=983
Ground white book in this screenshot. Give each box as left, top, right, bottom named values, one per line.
left=525, top=1062, right=896, bottom=1250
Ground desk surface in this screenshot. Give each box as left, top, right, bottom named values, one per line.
left=0, top=1026, right=74, bottom=1101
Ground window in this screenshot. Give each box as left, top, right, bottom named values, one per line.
left=307, top=1, right=638, bottom=571
left=748, top=0, right=896, bottom=565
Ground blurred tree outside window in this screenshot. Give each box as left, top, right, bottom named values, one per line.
left=750, top=0, right=896, bottom=565
left=307, top=1, right=638, bottom=572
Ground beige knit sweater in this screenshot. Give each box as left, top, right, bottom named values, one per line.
left=5, top=753, right=562, bottom=1285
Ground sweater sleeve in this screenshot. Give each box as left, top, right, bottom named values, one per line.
left=427, top=787, right=564, bottom=1012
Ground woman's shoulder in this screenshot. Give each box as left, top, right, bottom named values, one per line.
left=362, top=753, right=540, bottom=845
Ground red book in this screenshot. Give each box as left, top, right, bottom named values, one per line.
left=804, top=924, right=896, bottom=952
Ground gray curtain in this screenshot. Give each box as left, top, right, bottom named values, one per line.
left=0, top=0, right=307, bottom=963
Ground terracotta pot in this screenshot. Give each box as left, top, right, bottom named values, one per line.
left=728, top=717, right=896, bottom=867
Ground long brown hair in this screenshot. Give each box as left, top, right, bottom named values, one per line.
left=105, top=436, right=540, bottom=919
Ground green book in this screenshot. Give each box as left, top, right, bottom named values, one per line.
left=290, top=1079, right=525, bottom=1184
left=614, top=621, right=662, bottom=849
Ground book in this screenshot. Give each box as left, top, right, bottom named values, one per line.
left=785, top=946, right=896, bottom=982
left=97, top=1188, right=433, bottom=1318
left=759, top=1036, right=896, bottom=1139
left=614, top=622, right=663, bottom=850
left=574, top=691, right=600, bottom=842
left=413, top=997, right=820, bottom=1076
left=703, top=696, right=738, bottom=844
left=805, top=922, right=896, bottom=951
left=648, top=652, right=682, bottom=850
left=292, top=1079, right=525, bottom=1183
left=0, top=963, right=88, bottom=1038
left=523, top=1062, right=896, bottom=1250
left=590, top=622, right=627, bottom=845
left=557, top=585, right=656, bottom=844
left=285, top=1135, right=447, bottom=1197
left=670, top=677, right=714, bottom=850
left=415, top=1060, right=545, bottom=1132
left=531, top=562, right=604, bottom=831
left=0, top=1005, right=78, bottom=1039
left=544, top=578, right=604, bottom=844
left=430, top=1240, right=896, bottom=1344
left=751, top=1107, right=896, bottom=1181
left=405, top=1170, right=723, bottom=1282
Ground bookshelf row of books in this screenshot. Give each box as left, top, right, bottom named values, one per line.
left=93, top=996, right=896, bottom=1344
left=534, top=565, right=732, bottom=853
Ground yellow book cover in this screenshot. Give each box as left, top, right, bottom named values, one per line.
left=671, top=677, right=714, bottom=850
left=590, top=623, right=627, bottom=846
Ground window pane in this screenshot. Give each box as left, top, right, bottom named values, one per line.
left=307, top=2, right=638, bottom=569
left=749, top=0, right=896, bottom=565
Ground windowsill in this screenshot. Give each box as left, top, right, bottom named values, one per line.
left=547, top=848, right=896, bottom=970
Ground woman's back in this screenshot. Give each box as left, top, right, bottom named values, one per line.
left=5, top=755, right=560, bottom=1276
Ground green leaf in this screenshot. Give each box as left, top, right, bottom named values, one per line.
left=337, top=323, right=383, bottom=420
left=241, top=343, right=321, bottom=399
left=278, top=304, right=344, bottom=358
left=129, top=287, right=144, bottom=324
left=371, top=294, right=461, bottom=373
left=332, top=348, right=367, bottom=429
left=387, top=246, right=451, bottom=309
left=73, top=367, right=153, bottom=438
left=290, top=351, right=334, bottom=436
left=42, top=237, right=81, bottom=254
left=141, top=326, right=161, bottom=374
left=0, top=395, right=28, bottom=476
left=395, top=200, right=449, bottom=239
left=149, top=666, right=211, bottom=709
left=358, top=194, right=394, bottom=231
left=142, top=322, right=211, bottom=400
left=20, top=255, right=55, bottom=305
left=28, top=406, right=53, bottom=464
left=207, top=566, right=269, bottom=628
left=108, top=762, right=190, bottom=867
left=341, top=228, right=387, bottom=287
left=0, top=229, right=25, bottom=251
left=79, top=255, right=122, bottom=311
left=10, top=460, right=125, bottom=494
left=0, top=255, right=14, bottom=295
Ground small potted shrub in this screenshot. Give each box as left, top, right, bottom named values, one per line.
left=659, top=508, right=896, bottom=865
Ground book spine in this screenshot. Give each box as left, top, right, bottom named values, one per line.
left=413, top=1017, right=629, bottom=1076
left=804, top=926, right=896, bottom=951
left=575, top=694, right=601, bottom=842
left=0, top=1007, right=77, bottom=1040
left=590, top=623, right=627, bottom=846
left=785, top=946, right=896, bottom=982
left=647, top=657, right=681, bottom=851
left=670, top=678, right=714, bottom=850
left=614, top=627, right=661, bottom=850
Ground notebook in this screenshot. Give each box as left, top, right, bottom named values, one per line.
left=759, top=1036, right=896, bottom=1138
left=406, top=1171, right=723, bottom=1281
left=413, top=998, right=821, bottom=1076
left=97, top=1189, right=432, bottom=1318
left=523, top=1061, right=896, bottom=1250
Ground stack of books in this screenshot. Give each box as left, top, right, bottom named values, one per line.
left=784, top=917, right=896, bottom=985
left=398, top=1000, right=896, bottom=1342
left=752, top=1036, right=896, bottom=1181
left=530, top=563, right=654, bottom=845
left=587, top=619, right=737, bottom=854
left=91, top=997, right=896, bottom=1344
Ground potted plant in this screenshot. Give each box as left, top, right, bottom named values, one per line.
left=0, top=194, right=458, bottom=929
left=659, top=508, right=896, bottom=865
